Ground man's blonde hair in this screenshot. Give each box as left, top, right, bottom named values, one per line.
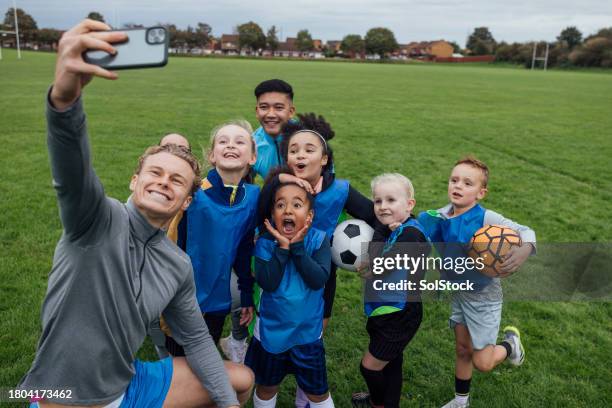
left=134, top=144, right=201, bottom=195
left=371, top=173, right=415, bottom=199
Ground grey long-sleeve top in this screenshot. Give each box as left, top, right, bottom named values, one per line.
left=18, top=94, right=238, bottom=407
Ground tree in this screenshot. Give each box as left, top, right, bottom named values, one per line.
left=585, top=27, right=612, bottom=41
left=266, top=25, right=279, bottom=52
left=175, top=28, right=191, bottom=51
left=194, top=22, right=212, bottom=47
left=323, top=46, right=337, bottom=58
left=3, top=8, right=38, bottom=43
left=570, top=36, right=612, bottom=68
left=183, top=25, right=198, bottom=48
left=296, top=29, right=313, bottom=52
left=557, top=26, right=582, bottom=49
left=364, top=27, right=398, bottom=58
left=449, top=41, right=462, bottom=54
left=36, top=28, right=62, bottom=49
left=237, top=21, right=265, bottom=52
left=466, top=27, right=496, bottom=55
left=340, top=34, right=364, bottom=58
left=547, top=42, right=571, bottom=67
left=471, top=39, right=493, bottom=55
left=87, top=12, right=105, bottom=23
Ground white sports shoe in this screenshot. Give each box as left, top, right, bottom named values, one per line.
left=221, top=335, right=248, bottom=363
left=503, top=326, right=525, bottom=366
left=441, top=397, right=469, bottom=408
left=219, top=335, right=232, bottom=360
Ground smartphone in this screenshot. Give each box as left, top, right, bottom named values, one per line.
left=83, top=26, right=168, bottom=70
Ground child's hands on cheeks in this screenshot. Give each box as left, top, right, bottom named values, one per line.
left=499, top=244, right=533, bottom=277
left=263, top=218, right=312, bottom=250
left=290, top=218, right=311, bottom=244
left=264, top=219, right=290, bottom=249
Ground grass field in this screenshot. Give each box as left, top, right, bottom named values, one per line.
left=1, top=49, right=611, bottom=407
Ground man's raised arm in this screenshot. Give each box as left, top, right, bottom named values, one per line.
left=47, top=20, right=126, bottom=239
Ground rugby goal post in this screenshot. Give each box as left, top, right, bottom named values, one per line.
left=530, top=41, right=549, bottom=71
left=1, top=0, right=22, bottom=60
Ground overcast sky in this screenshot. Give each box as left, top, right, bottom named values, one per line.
left=8, top=0, right=612, bottom=45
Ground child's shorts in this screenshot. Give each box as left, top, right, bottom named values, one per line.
left=29, top=357, right=173, bottom=408
left=245, top=337, right=329, bottom=395
left=449, top=291, right=502, bottom=350
left=367, top=303, right=423, bottom=361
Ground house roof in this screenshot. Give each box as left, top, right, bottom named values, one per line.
left=276, top=37, right=298, bottom=52
left=407, top=40, right=451, bottom=49
left=326, top=40, right=341, bottom=50
left=221, top=34, right=239, bottom=43
left=220, top=34, right=239, bottom=50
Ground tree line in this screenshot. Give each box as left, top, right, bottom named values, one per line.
left=469, top=26, right=612, bottom=68
left=0, top=9, right=402, bottom=57
left=2, top=8, right=611, bottom=67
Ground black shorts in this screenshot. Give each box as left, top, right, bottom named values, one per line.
left=367, top=303, right=423, bottom=361
left=322, top=264, right=337, bottom=319
left=245, top=337, right=329, bottom=395
left=165, top=312, right=227, bottom=356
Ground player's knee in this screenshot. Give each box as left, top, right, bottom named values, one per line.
left=226, top=361, right=254, bottom=395
left=255, top=385, right=278, bottom=401
left=472, top=357, right=494, bottom=372
left=306, top=392, right=329, bottom=403
left=456, top=343, right=472, bottom=360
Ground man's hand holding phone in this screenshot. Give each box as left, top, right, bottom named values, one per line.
left=50, top=19, right=127, bottom=110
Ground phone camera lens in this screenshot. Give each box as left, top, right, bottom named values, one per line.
left=147, top=29, right=165, bottom=44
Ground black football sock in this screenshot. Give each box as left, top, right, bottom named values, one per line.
left=455, top=376, right=471, bottom=396
left=382, top=355, right=403, bottom=408
left=360, top=362, right=385, bottom=406
left=499, top=341, right=512, bottom=360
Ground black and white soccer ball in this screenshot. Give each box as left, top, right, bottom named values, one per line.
left=331, top=219, right=374, bottom=272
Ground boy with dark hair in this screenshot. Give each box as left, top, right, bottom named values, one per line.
left=252, top=79, right=296, bottom=180
left=418, top=157, right=536, bottom=408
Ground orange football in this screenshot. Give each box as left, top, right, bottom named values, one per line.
left=468, top=225, right=522, bottom=277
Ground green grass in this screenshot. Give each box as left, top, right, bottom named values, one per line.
left=1, top=49, right=611, bottom=407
